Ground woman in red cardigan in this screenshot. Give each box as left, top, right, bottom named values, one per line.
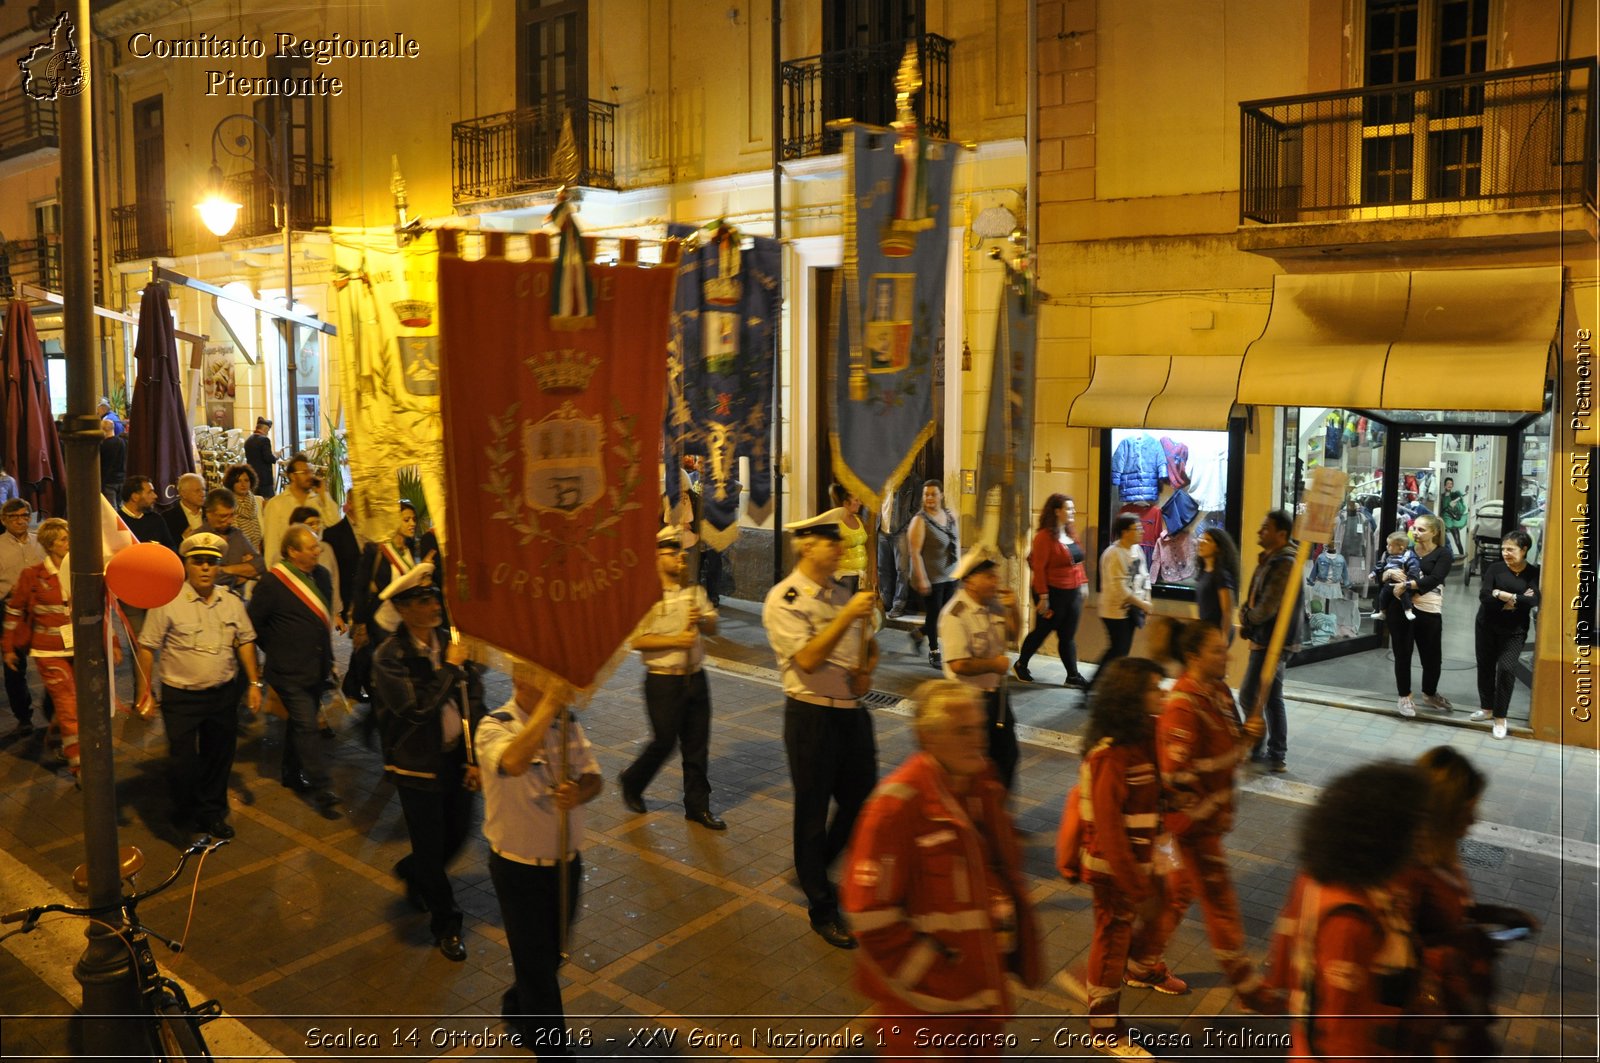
left=3, top=518, right=77, bottom=777
left=1014, top=493, right=1089, bottom=686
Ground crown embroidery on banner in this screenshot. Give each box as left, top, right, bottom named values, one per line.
left=391, top=299, right=434, bottom=328
left=527, top=349, right=600, bottom=394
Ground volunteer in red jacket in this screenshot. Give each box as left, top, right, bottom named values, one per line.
left=2, top=519, right=77, bottom=776
left=843, top=679, right=1040, bottom=1059
left=1156, top=620, right=1280, bottom=1013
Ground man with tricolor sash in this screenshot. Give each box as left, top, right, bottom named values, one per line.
left=248, top=523, right=341, bottom=818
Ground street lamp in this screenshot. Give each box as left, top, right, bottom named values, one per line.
left=197, top=110, right=302, bottom=450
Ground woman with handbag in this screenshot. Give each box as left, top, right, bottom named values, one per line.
left=906, top=479, right=960, bottom=668
left=1089, top=515, right=1151, bottom=690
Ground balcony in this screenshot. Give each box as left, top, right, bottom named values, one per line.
left=780, top=33, right=952, bottom=160
left=110, top=200, right=174, bottom=263
left=219, top=161, right=334, bottom=240
left=451, top=98, right=617, bottom=206
left=0, top=93, right=58, bottom=162
left=1240, top=60, right=1595, bottom=229
left=0, top=236, right=101, bottom=301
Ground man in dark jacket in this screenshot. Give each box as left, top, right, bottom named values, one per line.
left=1238, top=509, right=1301, bottom=774
left=373, top=580, right=484, bottom=962
left=248, top=523, right=340, bottom=817
left=244, top=418, right=277, bottom=498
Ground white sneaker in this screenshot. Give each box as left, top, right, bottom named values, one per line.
left=1404, top=609, right=1416, bottom=621
left=1397, top=695, right=1416, bottom=717
left=1493, top=719, right=1508, bottom=739
left=1053, top=966, right=1090, bottom=1007
left=1469, top=709, right=1491, bottom=722
left=1422, top=693, right=1454, bottom=712
left=1368, top=609, right=1384, bottom=619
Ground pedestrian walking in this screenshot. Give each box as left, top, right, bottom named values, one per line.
left=1014, top=493, right=1089, bottom=687
left=763, top=511, right=880, bottom=950
left=1091, top=514, right=1151, bottom=688
left=906, top=479, right=959, bottom=667
left=938, top=544, right=1022, bottom=791
left=619, top=526, right=726, bottom=830
left=842, top=679, right=1040, bottom=1059
left=479, top=665, right=602, bottom=1057
left=0, top=499, right=48, bottom=741
left=2, top=519, right=78, bottom=777
left=1156, top=620, right=1281, bottom=1013
left=372, top=574, right=485, bottom=962
left=1238, top=509, right=1299, bottom=772
left=135, top=532, right=262, bottom=839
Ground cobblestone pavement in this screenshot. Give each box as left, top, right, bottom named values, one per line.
left=0, top=599, right=1595, bottom=1060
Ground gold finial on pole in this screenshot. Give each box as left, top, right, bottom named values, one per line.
left=893, top=42, right=922, bottom=131
left=552, top=110, right=581, bottom=189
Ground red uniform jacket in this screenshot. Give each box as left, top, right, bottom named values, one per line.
left=1157, top=673, right=1247, bottom=835
left=1078, top=737, right=1161, bottom=899
left=843, top=752, right=1042, bottom=1016
left=3, top=560, right=70, bottom=655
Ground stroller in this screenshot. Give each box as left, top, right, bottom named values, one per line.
left=1464, top=501, right=1503, bottom=587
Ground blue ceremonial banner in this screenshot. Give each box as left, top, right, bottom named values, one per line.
left=829, top=124, right=956, bottom=510
left=977, top=273, right=1038, bottom=555
left=662, top=223, right=780, bottom=548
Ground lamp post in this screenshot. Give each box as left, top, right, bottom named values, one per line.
left=196, top=108, right=301, bottom=451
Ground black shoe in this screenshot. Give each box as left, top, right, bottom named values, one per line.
left=313, top=791, right=343, bottom=820
left=621, top=787, right=647, bottom=815
left=811, top=918, right=857, bottom=950
left=196, top=819, right=236, bottom=840
left=1011, top=663, right=1034, bottom=683
left=1063, top=674, right=1089, bottom=689
left=928, top=649, right=941, bottom=668
left=436, top=933, right=467, bottom=962
left=685, top=809, right=727, bottom=831
left=281, top=771, right=312, bottom=794
left=3, top=722, right=34, bottom=742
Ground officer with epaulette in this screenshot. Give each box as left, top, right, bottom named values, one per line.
left=762, top=511, right=880, bottom=950
left=619, top=526, right=725, bottom=830
left=938, top=544, right=1022, bottom=791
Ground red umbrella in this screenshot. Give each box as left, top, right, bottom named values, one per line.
left=126, top=282, right=195, bottom=505
left=1, top=299, right=67, bottom=516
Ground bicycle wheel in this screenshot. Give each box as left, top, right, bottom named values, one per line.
left=153, top=997, right=212, bottom=1061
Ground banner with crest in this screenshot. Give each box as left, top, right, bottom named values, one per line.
left=976, top=268, right=1038, bottom=556
left=828, top=53, right=958, bottom=511
left=332, top=230, right=447, bottom=534
left=436, top=230, right=678, bottom=689
left=661, top=223, right=780, bottom=550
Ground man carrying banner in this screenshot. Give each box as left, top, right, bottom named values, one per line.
left=619, top=526, right=726, bottom=830
left=1239, top=510, right=1300, bottom=774
left=938, top=544, right=1023, bottom=791
left=763, top=512, right=880, bottom=950
left=247, top=523, right=341, bottom=818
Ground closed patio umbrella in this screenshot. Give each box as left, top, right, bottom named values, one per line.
left=126, top=282, right=195, bottom=505
left=1, top=299, right=67, bottom=516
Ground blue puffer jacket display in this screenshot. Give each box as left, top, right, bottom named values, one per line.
left=1110, top=434, right=1167, bottom=505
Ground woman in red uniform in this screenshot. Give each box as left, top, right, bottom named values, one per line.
left=1014, top=493, right=1089, bottom=687
left=3, top=519, right=77, bottom=777
left=1266, top=762, right=1430, bottom=1060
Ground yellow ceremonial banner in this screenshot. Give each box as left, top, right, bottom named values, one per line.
left=332, top=230, right=449, bottom=538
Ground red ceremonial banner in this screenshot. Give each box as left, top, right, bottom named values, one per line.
left=437, top=231, right=678, bottom=688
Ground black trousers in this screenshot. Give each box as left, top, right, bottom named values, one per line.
left=161, top=679, right=242, bottom=823
left=782, top=697, right=877, bottom=923
left=923, top=580, right=956, bottom=650
left=396, top=753, right=473, bottom=938
left=981, top=688, right=1019, bottom=792
left=1017, top=586, right=1085, bottom=678
left=490, top=851, right=581, bottom=1060
left=275, top=681, right=331, bottom=788
left=877, top=532, right=903, bottom=612
left=1474, top=618, right=1527, bottom=719
left=1090, top=615, right=1139, bottom=687
left=1387, top=604, right=1444, bottom=698
left=620, top=671, right=712, bottom=813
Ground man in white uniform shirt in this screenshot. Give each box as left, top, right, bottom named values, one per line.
left=938, top=544, right=1022, bottom=790
left=619, top=527, right=725, bottom=829
left=0, top=499, right=47, bottom=739
left=762, top=511, right=879, bottom=950
left=478, top=666, right=601, bottom=1057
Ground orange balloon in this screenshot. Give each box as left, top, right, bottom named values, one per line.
left=105, top=542, right=185, bottom=608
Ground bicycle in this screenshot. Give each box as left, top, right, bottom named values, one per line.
left=2, top=839, right=228, bottom=1061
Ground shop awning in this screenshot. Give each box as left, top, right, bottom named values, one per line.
left=1144, top=354, right=1243, bottom=429
left=1238, top=271, right=1409, bottom=408
left=1381, top=266, right=1558, bottom=412
left=1066, top=354, right=1170, bottom=428
left=1239, top=266, right=1558, bottom=412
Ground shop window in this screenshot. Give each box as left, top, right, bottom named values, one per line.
left=1100, top=425, right=1242, bottom=597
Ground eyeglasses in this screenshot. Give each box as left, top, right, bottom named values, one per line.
left=187, top=558, right=220, bottom=567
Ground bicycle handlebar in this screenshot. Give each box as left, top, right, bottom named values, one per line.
left=1, top=839, right=227, bottom=927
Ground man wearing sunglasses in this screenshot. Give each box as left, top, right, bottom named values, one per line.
left=136, top=532, right=261, bottom=840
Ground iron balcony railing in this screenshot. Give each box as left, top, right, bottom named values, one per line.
left=221, top=161, right=334, bottom=240
left=780, top=33, right=953, bottom=160
left=0, top=93, right=58, bottom=161
left=0, top=236, right=101, bottom=301
left=451, top=97, right=617, bottom=205
left=1240, top=59, right=1596, bottom=225
left=109, top=200, right=174, bottom=262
